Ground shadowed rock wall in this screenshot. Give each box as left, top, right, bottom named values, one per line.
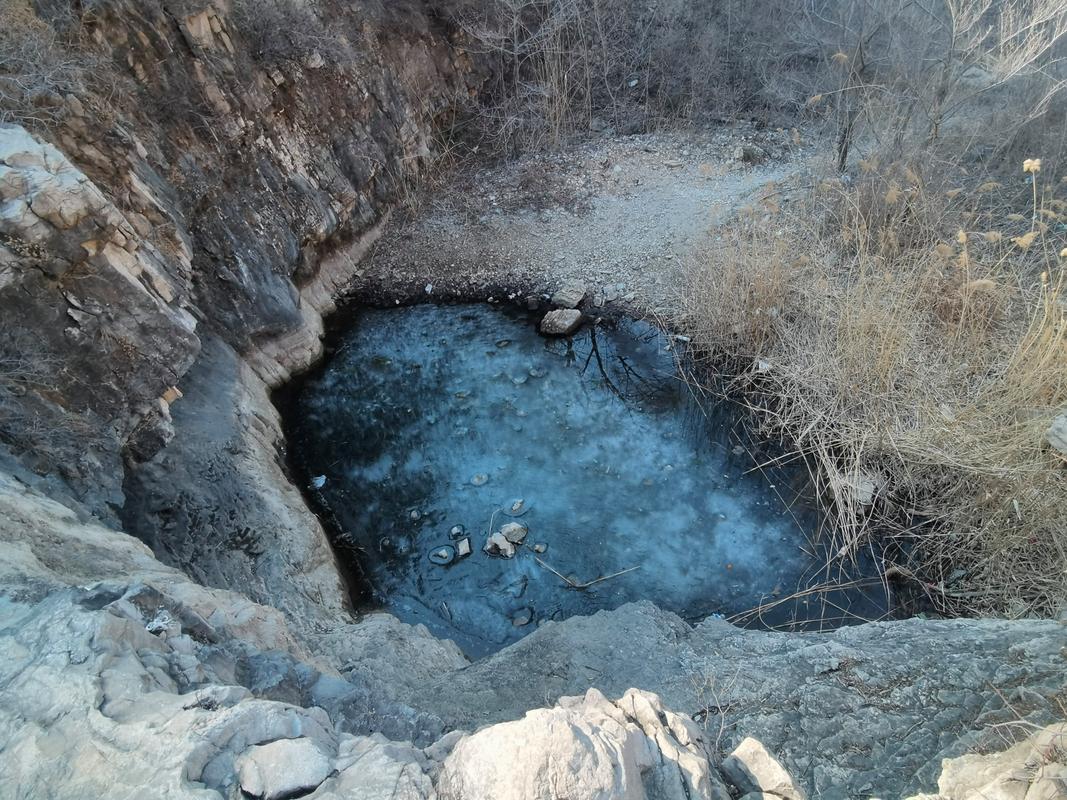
left=1, top=0, right=478, bottom=518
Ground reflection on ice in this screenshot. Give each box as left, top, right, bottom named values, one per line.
left=287, top=304, right=889, bottom=656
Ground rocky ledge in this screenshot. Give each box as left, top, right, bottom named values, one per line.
left=2, top=469, right=1064, bottom=799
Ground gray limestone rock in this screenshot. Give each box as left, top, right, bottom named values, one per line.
left=438, top=688, right=730, bottom=800
left=541, top=308, right=584, bottom=335
left=722, top=738, right=806, bottom=800
left=552, top=279, right=588, bottom=308
left=236, top=738, right=332, bottom=800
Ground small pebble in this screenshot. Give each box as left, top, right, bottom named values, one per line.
left=471, top=473, right=489, bottom=486
left=512, top=609, right=533, bottom=627
left=532, top=542, right=547, bottom=553
left=449, top=524, right=466, bottom=539
left=429, top=546, right=455, bottom=566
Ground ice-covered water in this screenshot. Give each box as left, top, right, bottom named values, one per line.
left=286, top=304, right=889, bottom=656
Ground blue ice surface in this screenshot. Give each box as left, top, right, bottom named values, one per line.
left=289, top=303, right=890, bottom=657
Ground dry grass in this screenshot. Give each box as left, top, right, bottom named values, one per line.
left=680, top=161, right=1067, bottom=618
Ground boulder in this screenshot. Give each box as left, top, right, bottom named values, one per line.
left=1046, top=413, right=1067, bottom=456
left=437, top=688, right=729, bottom=800
left=235, top=738, right=332, bottom=800
left=541, top=309, right=583, bottom=336
left=907, top=723, right=1067, bottom=800
left=552, top=280, right=587, bottom=309
left=721, top=737, right=806, bottom=800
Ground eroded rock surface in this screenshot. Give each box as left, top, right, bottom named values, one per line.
left=411, top=601, right=1067, bottom=799
left=438, top=688, right=729, bottom=800
left=1, top=468, right=1065, bottom=799
left=1, top=0, right=478, bottom=517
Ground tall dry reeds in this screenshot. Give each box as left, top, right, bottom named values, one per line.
left=680, top=161, right=1067, bottom=617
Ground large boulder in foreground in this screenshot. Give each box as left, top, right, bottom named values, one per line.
left=438, top=688, right=730, bottom=800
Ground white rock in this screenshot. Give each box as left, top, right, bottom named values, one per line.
left=499, top=521, right=529, bottom=545
left=235, top=738, right=332, bottom=800
left=438, top=688, right=728, bottom=800
left=484, top=531, right=516, bottom=558
left=722, top=737, right=806, bottom=800
left=541, top=309, right=583, bottom=336
left=1046, top=413, right=1067, bottom=456
left=848, top=471, right=879, bottom=506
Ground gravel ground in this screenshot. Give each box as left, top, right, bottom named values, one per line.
left=351, top=122, right=826, bottom=313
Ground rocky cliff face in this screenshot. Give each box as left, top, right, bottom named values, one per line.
left=1, top=0, right=477, bottom=518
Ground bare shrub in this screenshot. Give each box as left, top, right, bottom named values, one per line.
left=230, top=0, right=352, bottom=67
left=446, top=0, right=800, bottom=154
left=0, top=0, right=87, bottom=127
left=797, top=0, right=1067, bottom=172
left=680, top=161, right=1067, bottom=617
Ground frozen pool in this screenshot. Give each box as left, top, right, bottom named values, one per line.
left=284, top=304, right=890, bottom=656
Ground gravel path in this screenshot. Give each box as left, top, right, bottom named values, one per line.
left=352, top=123, right=824, bottom=312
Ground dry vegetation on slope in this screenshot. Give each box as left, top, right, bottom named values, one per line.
left=680, top=162, right=1067, bottom=618
left=439, top=0, right=1067, bottom=616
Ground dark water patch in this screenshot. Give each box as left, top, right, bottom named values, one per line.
left=281, top=303, right=893, bottom=656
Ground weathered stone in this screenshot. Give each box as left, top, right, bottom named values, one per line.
left=907, top=723, right=1067, bottom=800
left=500, top=521, right=529, bottom=544
left=236, top=738, right=332, bottom=800
left=722, top=737, right=806, bottom=800
left=734, top=144, right=765, bottom=164
left=1046, top=413, right=1067, bottom=456
left=438, top=688, right=728, bottom=800
left=552, top=279, right=587, bottom=308
left=411, top=602, right=1066, bottom=799
left=484, top=531, right=516, bottom=558
left=541, top=308, right=584, bottom=335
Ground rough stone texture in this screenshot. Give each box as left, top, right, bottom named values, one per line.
left=540, top=308, right=584, bottom=335
left=410, top=601, right=1067, bottom=799
left=437, top=688, right=730, bottom=800
left=1047, top=413, right=1067, bottom=457
left=2, top=469, right=1065, bottom=799
left=722, top=738, right=806, bottom=800
left=906, top=724, right=1067, bottom=800
left=0, top=471, right=459, bottom=748
left=0, top=124, right=200, bottom=512
left=551, top=278, right=588, bottom=308
left=0, top=1, right=478, bottom=517
left=236, top=738, right=332, bottom=800
left=121, top=335, right=350, bottom=628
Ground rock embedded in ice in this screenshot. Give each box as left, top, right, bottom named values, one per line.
left=512, top=608, right=533, bottom=626
left=540, top=309, right=583, bottom=336
left=470, top=473, right=489, bottom=486
left=484, top=531, right=516, bottom=558
left=455, top=538, right=472, bottom=558
left=449, top=524, right=466, bottom=539
left=429, top=546, right=455, bottom=565
left=500, top=522, right=529, bottom=545
left=505, top=498, right=528, bottom=516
